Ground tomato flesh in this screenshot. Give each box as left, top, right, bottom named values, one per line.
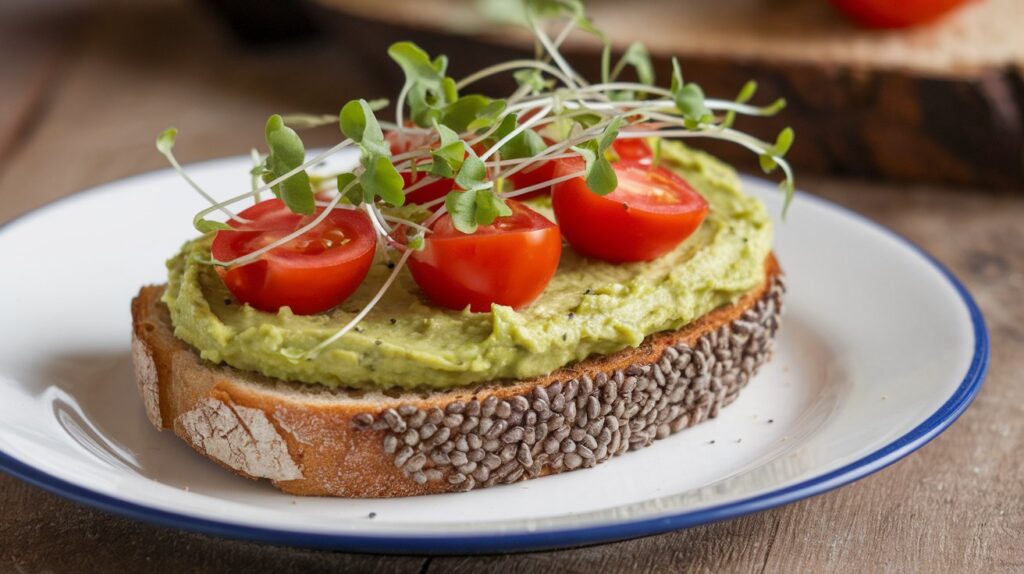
left=828, top=0, right=970, bottom=28
left=211, top=199, right=376, bottom=314
left=407, top=200, right=562, bottom=312
left=551, top=157, right=708, bottom=263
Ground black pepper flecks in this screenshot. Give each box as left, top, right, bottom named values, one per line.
left=390, top=318, right=397, bottom=325
left=374, top=340, right=382, bottom=346
left=567, top=312, right=575, bottom=319
left=224, top=299, right=232, bottom=305
left=386, top=261, right=396, bottom=269
left=368, top=512, right=376, bottom=519
left=767, top=419, right=774, bottom=424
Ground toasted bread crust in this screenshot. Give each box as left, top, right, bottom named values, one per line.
left=131, top=256, right=782, bottom=497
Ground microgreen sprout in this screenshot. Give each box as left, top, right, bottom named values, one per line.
left=158, top=0, right=796, bottom=359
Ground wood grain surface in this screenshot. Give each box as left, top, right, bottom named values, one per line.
left=309, top=0, right=1024, bottom=189
left=0, top=1, right=1021, bottom=572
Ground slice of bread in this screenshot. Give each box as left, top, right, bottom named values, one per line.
left=131, top=255, right=783, bottom=497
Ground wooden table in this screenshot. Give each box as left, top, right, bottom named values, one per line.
left=1, top=1, right=1021, bottom=572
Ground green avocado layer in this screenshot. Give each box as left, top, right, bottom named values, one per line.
left=163, top=142, right=773, bottom=390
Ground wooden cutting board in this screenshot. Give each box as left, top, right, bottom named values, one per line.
left=306, top=0, right=1024, bottom=188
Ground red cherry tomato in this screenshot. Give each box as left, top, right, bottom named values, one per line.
left=407, top=200, right=561, bottom=312
left=385, top=129, right=455, bottom=207
left=211, top=199, right=376, bottom=315
left=505, top=157, right=557, bottom=201
left=551, top=157, right=708, bottom=263
left=385, top=129, right=494, bottom=208
left=400, top=171, right=457, bottom=207
left=491, top=130, right=556, bottom=201
left=829, top=0, right=970, bottom=28
left=506, top=137, right=655, bottom=200
left=611, top=138, right=653, bottom=163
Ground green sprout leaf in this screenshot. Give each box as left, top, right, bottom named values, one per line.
left=389, top=41, right=459, bottom=128
left=193, top=218, right=233, bottom=233
left=723, top=80, right=758, bottom=128
left=388, top=42, right=445, bottom=90
left=675, top=84, right=713, bottom=128
left=360, top=155, right=405, bottom=207
left=526, top=0, right=603, bottom=41
left=475, top=188, right=513, bottom=225
left=513, top=69, right=553, bottom=93
left=454, top=149, right=488, bottom=191
left=444, top=188, right=511, bottom=234
left=156, top=128, right=177, bottom=155
left=772, top=127, right=795, bottom=156
left=487, top=113, right=547, bottom=159
left=759, top=154, right=778, bottom=173
left=265, top=114, right=314, bottom=215
left=577, top=142, right=617, bottom=195
left=442, top=95, right=498, bottom=132
left=763, top=98, right=787, bottom=115
left=336, top=172, right=363, bottom=205
left=572, top=117, right=624, bottom=195
left=339, top=99, right=389, bottom=157
left=445, top=189, right=480, bottom=234
left=613, top=42, right=654, bottom=86
left=465, top=99, right=508, bottom=133
left=737, top=80, right=758, bottom=104
left=597, top=116, right=625, bottom=151
left=430, top=121, right=466, bottom=178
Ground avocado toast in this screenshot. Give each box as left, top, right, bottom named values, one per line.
left=132, top=2, right=794, bottom=497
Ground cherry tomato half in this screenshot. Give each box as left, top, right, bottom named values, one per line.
left=385, top=129, right=455, bottom=207
left=211, top=199, right=376, bottom=315
left=612, top=138, right=653, bottom=163
left=407, top=200, right=562, bottom=312
left=829, top=0, right=971, bottom=28
left=551, top=157, right=708, bottom=263
left=505, top=158, right=557, bottom=201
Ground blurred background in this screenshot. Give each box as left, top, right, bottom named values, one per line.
left=1, top=0, right=1023, bottom=571
left=2, top=0, right=1022, bottom=225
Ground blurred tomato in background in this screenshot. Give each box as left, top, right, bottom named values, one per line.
left=829, top=0, right=973, bottom=28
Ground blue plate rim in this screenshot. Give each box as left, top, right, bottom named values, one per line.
left=0, top=165, right=989, bottom=554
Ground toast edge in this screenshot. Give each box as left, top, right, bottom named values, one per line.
left=131, top=255, right=783, bottom=497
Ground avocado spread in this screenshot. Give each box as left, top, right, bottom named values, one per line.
left=163, top=142, right=772, bottom=390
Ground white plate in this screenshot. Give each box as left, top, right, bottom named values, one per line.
left=0, top=154, right=987, bottom=553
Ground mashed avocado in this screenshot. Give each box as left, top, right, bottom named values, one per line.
left=163, top=142, right=772, bottom=390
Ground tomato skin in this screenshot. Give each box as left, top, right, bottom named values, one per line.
left=505, top=159, right=557, bottom=200
left=211, top=199, right=376, bottom=315
left=828, top=0, right=970, bottom=28
left=401, top=171, right=456, bottom=206
left=386, top=129, right=453, bottom=208
left=551, top=158, right=708, bottom=263
left=611, top=138, right=653, bottom=163
left=386, top=129, right=486, bottom=208
left=407, top=200, right=562, bottom=312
